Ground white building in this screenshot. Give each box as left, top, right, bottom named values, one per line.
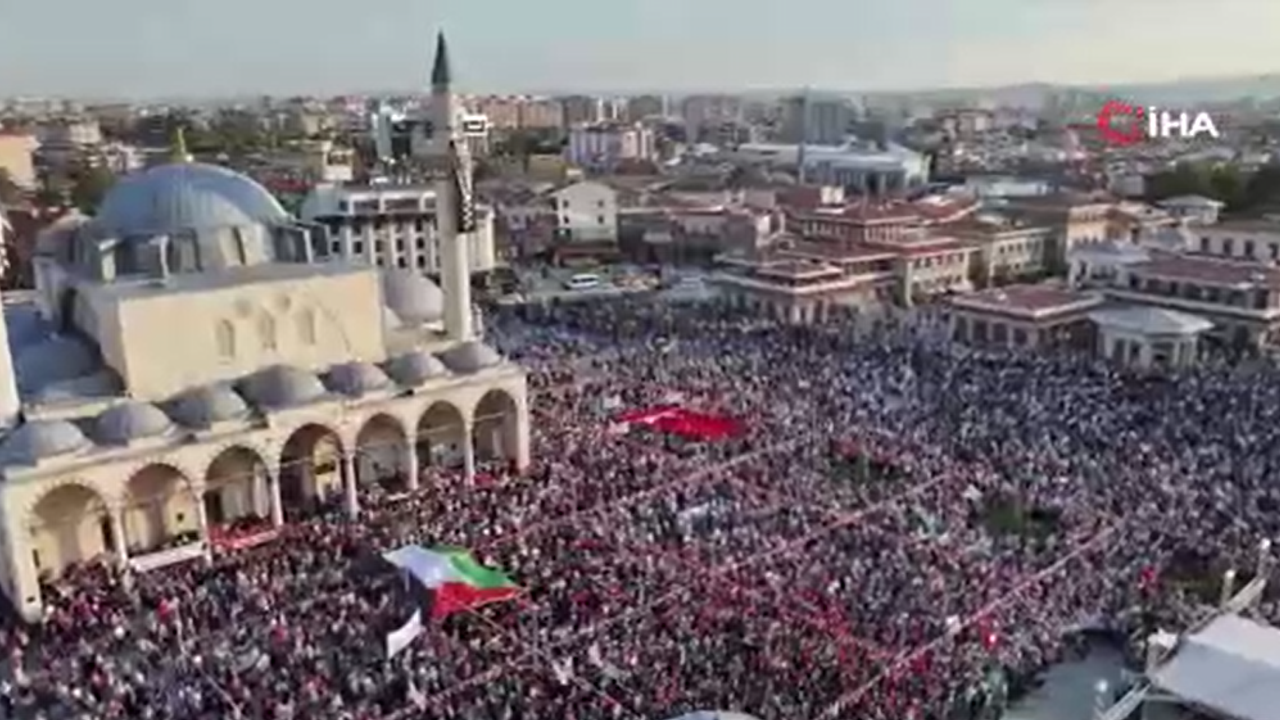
left=0, top=32, right=529, bottom=623
left=731, top=141, right=928, bottom=193
left=566, top=123, right=657, bottom=170
left=552, top=181, right=618, bottom=243
left=1157, top=195, right=1224, bottom=227
left=1189, top=218, right=1280, bottom=261
left=300, top=183, right=497, bottom=278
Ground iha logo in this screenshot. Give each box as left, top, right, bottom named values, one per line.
left=1095, top=100, right=1221, bottom=146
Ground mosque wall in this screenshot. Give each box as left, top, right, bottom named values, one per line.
left=110, top=270, right=387, bottom=399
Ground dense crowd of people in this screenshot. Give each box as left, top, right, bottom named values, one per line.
left=3, top=295, right=1279, bottom=720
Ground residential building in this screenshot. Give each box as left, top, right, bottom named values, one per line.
left=779, top=95, right=854, bottom=145
left=565, top=123, right=657, bottom=171
left=299, top=183, right=497, bottom=279
left=559, top=95, right=599, bottom=126
left=625, top=95, right=666, bottom=122
left=552, top=181, right=618, bottom=243
left=0, top=131, right=39, bottom=190
left=518, top=98, right=564, bottom=130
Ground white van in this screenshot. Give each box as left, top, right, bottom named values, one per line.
left=563, top=273, right=602, bottom=291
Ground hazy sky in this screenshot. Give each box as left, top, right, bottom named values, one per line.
left=3, top=0, right=1279, bottom=97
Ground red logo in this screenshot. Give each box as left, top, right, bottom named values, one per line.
left=1096, top=100, right=1146, bottom=146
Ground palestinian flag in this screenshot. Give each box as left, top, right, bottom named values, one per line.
left=424, top=547, right=520, bottom=619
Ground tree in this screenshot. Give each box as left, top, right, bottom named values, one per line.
left=0, top=168, right=21, bottom=205
left=68, top=166, right=116, bottom=214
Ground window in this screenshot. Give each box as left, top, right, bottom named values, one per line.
left=417, top=256, right=427, bottom=267
left=1223, top=238, right=1234, bottom=255
left=397, top=257, right=408, bottom=268
left=1245, top=240, right=1256, bottom=258
left=1012, top=328, right=1028, bottom=347
left=258, top=313, right=278, bottom=352
left=216, top=320, right=236, bottom=358
left=597, top=215, right=605, bottom=225
left=353, top=241, right=365, bottom=254
left=1199, top=237, right=1210, bottom=253
left=1271, top=244, right=1279, bottom=261
left=296, top=309, right=317, bottom=346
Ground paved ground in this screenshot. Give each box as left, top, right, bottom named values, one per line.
left=1003, top=643, right=1129, bottom=720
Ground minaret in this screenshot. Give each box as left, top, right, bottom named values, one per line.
left=0, top=212, right=20, bottom=430
left=170, top=126, right=194, bottom=163
left=428, top=31, right=475, bottom=341
left=796, top=87, right=809, bottom=185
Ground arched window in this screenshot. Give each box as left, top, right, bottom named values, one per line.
left=258, top=312, right=278, bottom=352
left=296, top=308, right=317, bottom=346
left=215, top=320, right=236, bottom=358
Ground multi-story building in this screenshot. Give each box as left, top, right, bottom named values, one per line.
left=732, top=141, right=929, bottom=193
left=518, top=98, right=564, bottom=130
left=1158, top=195, right=1224, bottom=226
left=0, top=131, right=39, bottom=189
left=565, top=123, right=657, bottom=170
left=552, top=181, right=618, bottom=244
left=467, top=96, right=521, bottom=130
left=1006, top=193, right=1115, bottom=256
left=947, top=213, right=1057, bottom=285
left=625, top=95, right=666, bottom=122
left=1188, top=218, right=1280, bottom=262
left=779, top=95, right=853, bottom=145
left=300, top=183, right=498, bottom=280
left=680, top=95, right=742, bottom=140
left=559, top=95, right=600, bottom=126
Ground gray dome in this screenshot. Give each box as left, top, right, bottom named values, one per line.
left=437, top=341, right=503, bottom=373
left=325, top=361, right=393, bottom=397
left=381, top=269, right=445, bottom=325
left=0, top=420, right=92, bottom=466
left=385, top=350, right=452, bottom=386
left=95, top=402, right=174, bottom=444
left=94, top=162, right=289, bottom=237
left=168, top=385, right=251, bottom=428
left=238, top=365, right=328, bottom=409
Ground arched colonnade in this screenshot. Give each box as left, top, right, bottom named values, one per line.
left=25, top=387, right=526, bottom=580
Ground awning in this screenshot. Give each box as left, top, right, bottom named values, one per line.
left=1151, top=614, right=1280, bottom=720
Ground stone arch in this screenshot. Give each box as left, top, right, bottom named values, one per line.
left=472, top=388, right=521, bottom=465
left=355, top=413, right=408, bottom=491
left=416, top=400, right=467, bottom=470
left=122, top=463, right=199, bottom=554
left=278, top=423, right=343, bottom=516
left=27, top=481, right=113, bottom=579
left=203, top=445, right=270, bottom=527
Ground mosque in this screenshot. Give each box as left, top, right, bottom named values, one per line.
left=0, top=33, right=529, bottom=622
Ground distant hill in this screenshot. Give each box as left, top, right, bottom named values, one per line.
left=856, top=75, right=1280, bottom=109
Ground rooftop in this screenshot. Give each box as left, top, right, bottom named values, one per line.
left=950, top=284, right=1103, bottom=318
left=1150, top=614, right=1280, bottom=720
left=1132, top=255, right=1280, bottom=288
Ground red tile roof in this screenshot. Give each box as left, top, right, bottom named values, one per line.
left=1133, top=256, right=1280, bottom=288
left=950, top=284, right=1103, bottom=316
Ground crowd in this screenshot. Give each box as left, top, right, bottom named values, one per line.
left=3, top=295, right=1280, bottom=720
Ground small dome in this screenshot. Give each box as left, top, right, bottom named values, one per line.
left=95, top=402, right=174, bottom=445
left=381, top=269, right=445, bottom=325
left=385, top=350, right=452, bottom=386
left=437, top=341, right=503, bottom=373
left=0, top=420, right=92, bottom=466
left=168, top=385, right=252, bottom=428
left=325, top=361, right=393, bottom=397
left=238, top=365, right=328, bottom=409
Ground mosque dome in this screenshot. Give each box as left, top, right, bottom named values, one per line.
left=325, top=362, right=394, bottom=397
left=381, top=269, right=445, bottom=325
left=385, top=350, right=451, bottom=386
left=94, top=402, right=174, bottom=445
left=0, top=420, right=92, bottom=466
left=168, top=385, right=252, bottom=428
left=94, top=162, right=289, bottom=237
left=438, top=341, right=503, bottom=373
left=238, top=365, right=328, bottom=409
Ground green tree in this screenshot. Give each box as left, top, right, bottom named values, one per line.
left=1241, top=165, right=1280, bottom=211
left=0, top=168, right=21, bottom=205
left=68, top=166, right=116, bottom=214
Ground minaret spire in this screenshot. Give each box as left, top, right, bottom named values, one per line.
left=431, top=31, right=452, bottom=90
left=170, top=126, right=193, bottom=164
